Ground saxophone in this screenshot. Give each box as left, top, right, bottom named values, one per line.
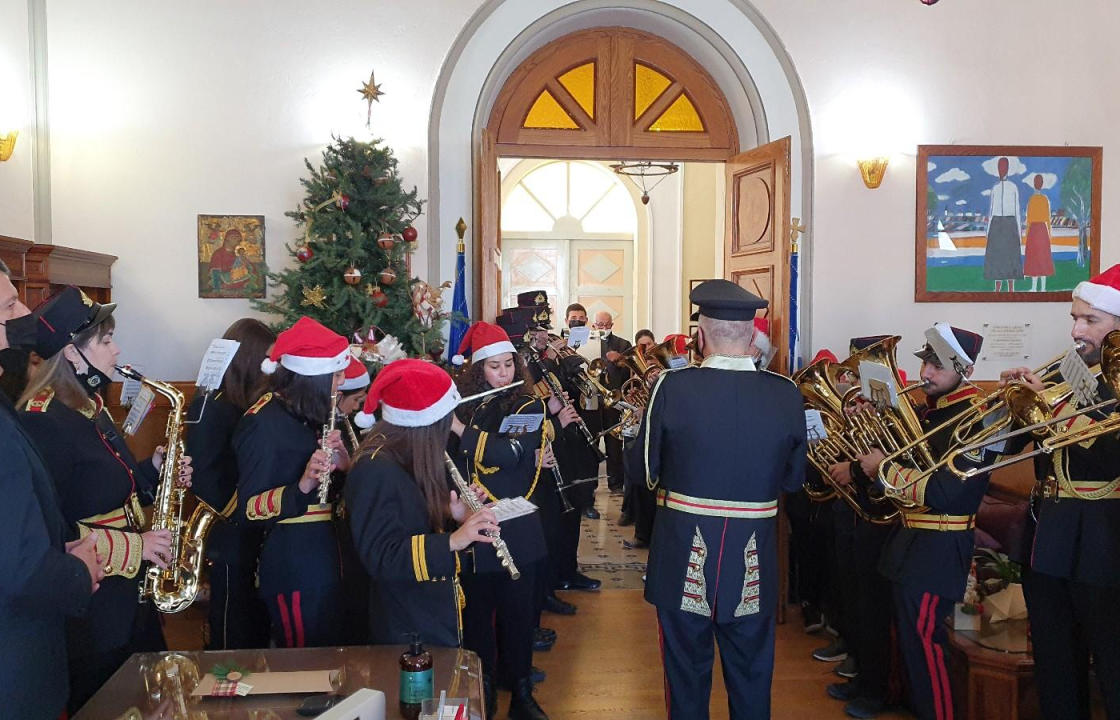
left=117, top=366, right=221, bottom=613
left=444, top=452, right=520, bottom=580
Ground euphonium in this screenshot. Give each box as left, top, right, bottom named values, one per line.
left=118, top=366, right=220, bottom=613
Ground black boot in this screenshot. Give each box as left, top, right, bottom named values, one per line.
left=483, top=674, right=497, bottom=720
left=508, top=677, right=549, bottom=720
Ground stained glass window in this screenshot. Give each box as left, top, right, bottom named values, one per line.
left=648, top=92, right=705, bottom=132
left=557, top=63, right=595, bottom=119
left=523, top=89, right=579, bottom=129
left=634, top=63, right=672, bottom=120
left=502, top=161, right=637, bottom=235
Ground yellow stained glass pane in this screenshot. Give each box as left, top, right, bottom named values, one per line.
left=649, top=92, right=705, bottom=132
left=523, top=89, right=579, bottom=129
left=557, top=63, right=595, bottom=120
left=634, top=63, right=671, bottom=120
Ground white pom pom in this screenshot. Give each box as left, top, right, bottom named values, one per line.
left=354, top=411, right=376, bottom=429
left=451, top=354, right=465, bottom=366
left=260, top=358, right=279, bottom=374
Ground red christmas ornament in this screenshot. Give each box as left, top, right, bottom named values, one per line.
left=296, top=245, right=313, bottom=263
left=336, top=194, right=350, bottom=210
left=378, top=267, right=398, bottom=285
left=402, top=226, right=418, bottom=243
left=377, top=232, right=396, bottom=251
left=343, top=266, right=362, bottom=285
left=369, top=285, right=389, bottom=307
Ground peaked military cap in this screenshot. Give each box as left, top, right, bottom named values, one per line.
left=689, top=279, right=767, bottom=321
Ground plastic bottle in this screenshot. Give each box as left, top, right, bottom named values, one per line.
left=399, top=633, right=433, bottom=719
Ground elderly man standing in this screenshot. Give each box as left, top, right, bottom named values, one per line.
left=632, top=279, right=806, bottom=720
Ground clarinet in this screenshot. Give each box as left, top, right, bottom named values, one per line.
left=527, top=348, right=606, bottom=463
left=444, top=452, right=520, bottom=580
left=317, top=393, right=339, bottom=505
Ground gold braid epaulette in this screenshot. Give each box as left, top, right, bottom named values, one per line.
left=23, top=387, right=55, bottom=413
left=245, top=392, right=273, bottom=416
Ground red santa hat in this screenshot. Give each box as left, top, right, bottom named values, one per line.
left=751, top=317, right=775, bottom=365
left=1073, top=264, right=1120, bottom=317
left=811, top=349, right=839, bottom=365
left=339, top=355, right=371, bottom=392
left=451, top=321, right=516, bottom=366
left=354, top=358, right=460, bottom=429
left=260, top=316, right=350, bottom=376
left=663, top=333, right=690, bottom=355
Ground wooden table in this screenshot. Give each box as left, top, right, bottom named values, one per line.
left=946, top=617, right=1040, bottom=720
left=74, top=645, right=483, bottom=720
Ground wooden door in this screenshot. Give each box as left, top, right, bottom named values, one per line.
left=724, top=136, right=792, bottom=373
left=477, top=129, right=502, bottom=321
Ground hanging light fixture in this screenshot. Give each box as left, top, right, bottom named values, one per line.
left=610, top=160, right=679, bottom=205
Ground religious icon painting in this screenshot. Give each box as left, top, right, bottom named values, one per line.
left=197, top=214, right=267, bottom=299
left=916, top=145, right=1102, bottom=303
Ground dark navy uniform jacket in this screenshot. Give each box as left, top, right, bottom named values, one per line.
left=20, top=388, right=160, bottom=655
left=186, top=391, right=261, bottom=566
left=452, top=393, right=548, bottom=575
left=632, top=356, right=806, bottom=623
left=0, top=393, right=92, bottom=720
left=346, top=451, right=462, bottom=647
left=878, top=386, right=993, bottom=600
left=1030, top=375, right=1120, bottom=586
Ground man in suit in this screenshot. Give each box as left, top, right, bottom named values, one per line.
left=0, top=264, right=102, bottom=718
left=592, top=310, right=632, bottom=500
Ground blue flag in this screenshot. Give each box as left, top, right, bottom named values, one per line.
left=447, top=239, right=469, bottom=361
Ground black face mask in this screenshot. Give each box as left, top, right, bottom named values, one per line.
left=1, top=312, right=37, bottom=351
left=74, top=346, right=113, bottom=397
left=568, top=319, right=586, bottom=328
left=0, top=348, right=30, bottom=403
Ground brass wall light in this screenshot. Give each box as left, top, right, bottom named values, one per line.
left=857, top=157, right=888, bottom=189
left=0, top=131, right=17, bottom=162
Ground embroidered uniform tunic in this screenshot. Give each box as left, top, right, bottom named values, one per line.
left=632, top=355, right=806, bottom=720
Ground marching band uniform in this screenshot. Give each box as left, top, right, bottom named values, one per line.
left=877, top=325, right=989, bottom=720
left=346, top=360, right=466, bottom=648
left=336, top=356, right=373, bottom=644
left=451, top=321, right=550, bottom=720
left=1021, top=270, right=1120, bottom=719
left=0, top=379, right=94, bottom=720
left=18, top=288, right=166, bottom=712
left=634, top=280, right=806, bottom=720
left=234, top=317, right=351, bottom=648
left=186, top=389, right=269, bottom=649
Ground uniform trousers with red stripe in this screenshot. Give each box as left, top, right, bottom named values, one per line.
left=893, top=583, right=955, bottom=720
left=656, top=607, right=775, bottom=720
left=257, top=523, right=343, bottom=648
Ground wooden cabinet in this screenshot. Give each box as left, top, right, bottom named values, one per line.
left=947, top=619, right=1040, bottom=720
left=24, top=244, right=116, bottom=307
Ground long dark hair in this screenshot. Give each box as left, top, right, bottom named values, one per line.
left=357, top=413, right=455, bottom=531
left=19, top=316, right=116, bottom=413
left=454, top=351, right=533, bottom=421
left=269, top=366, right=334, bottom=426
left=219, top=318, right=276, bottom=412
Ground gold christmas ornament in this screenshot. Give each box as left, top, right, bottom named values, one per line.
left=378, top=267, right=398, bottom=285
left=377, top=232, right=396, bottom=250
left=357, top=70, right=385, bottom=127
left=343, top=266, right=362, bottom=285
left=301, top=285, right=327, bottom=308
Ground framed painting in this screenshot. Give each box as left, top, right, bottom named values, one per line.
left=915, top=145, right=1101, bottom=302
left=197, top=214, right=266, bottom=299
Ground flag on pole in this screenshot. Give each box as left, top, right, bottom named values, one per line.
left=448, top=219, right=470, bottom=360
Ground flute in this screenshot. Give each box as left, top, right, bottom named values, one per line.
left=444, top=452, right=520, bottom=580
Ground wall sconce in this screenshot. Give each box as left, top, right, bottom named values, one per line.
left=0, top=131, right=17, bottom=162
left=857, top=157, right=888, bottom=189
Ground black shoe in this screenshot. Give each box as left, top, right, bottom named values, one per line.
left=802, top=603, right=824, bottom=633
left=623, top=538, right=649, bottom=549
left=566, top=572, right=601, bottom=591
left=844, top=697, right=885, bottom=719
left=483, top=674, right=497, bottom=720
left=530, top=666, right=546, bottom=684
left=533, top=635, right=554, bottom=652
left=827, top=682, right=858, bottom=702
left=812, top=638, right=848, bottom=662
left=509, top=677, right=549, bottom=720
left=618, top=512, right=635, bottom=526
left=543, top=595, right=577, bottom=615
left=535, top=626, right=556, bottom=640
left=583, top=507, right=601, bottom=519
left=835, top=655, right=859, bottom=678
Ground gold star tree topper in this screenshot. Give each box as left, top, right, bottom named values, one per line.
left=301, top=285, right=327, bottom=309
left=357, top=70, right=384, bottom=127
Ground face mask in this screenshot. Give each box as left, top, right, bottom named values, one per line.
left=568, top=319, right=586, bottom=328
left=599, top=328, right=611, bottom=337
left=0, top=313, right=37, bottom=351
left=74, top=346, right=113, bottom=397
left=0, top=348, right=30, bottom=402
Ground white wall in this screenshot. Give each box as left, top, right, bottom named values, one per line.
left=28, top=0, right=1120, bottom=380
left=0, top=0, right=36, bottom=241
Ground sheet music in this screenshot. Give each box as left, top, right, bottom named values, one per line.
left=490, top=496, right=538, bottom=522
left=196, top=338, right=241, bottom=390
left=499, top=413, right=544, bottom=434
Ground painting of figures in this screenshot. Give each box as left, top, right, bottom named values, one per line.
left=915, top=145, right=1101, bottom=302
left=197, top=214, right=267, bottom=299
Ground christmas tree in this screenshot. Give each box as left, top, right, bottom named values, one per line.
left=254, top=136, right=444, bottom=356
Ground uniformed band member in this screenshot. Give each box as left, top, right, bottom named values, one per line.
left=850, top=324, right=989, bottom=720
left=451, top=320, right=552, bottom=720
left=1000, top=266, right=1120, bottom=719
left=185, top=317, right=275, bottom=650
left=234, top=316, right=352, bottom=648
left=18, top=287, right=193, bottom=712
left=0, top=259, right=36, bottom=403
left=345, top=359, right=497, bottom=647
left=0, top=270, right=102, bottom=720
left=337, top=355, right=371, bottom=454
left=335, top=354, right=374, bottom=643
left=633, top=279, right=806, bottom=720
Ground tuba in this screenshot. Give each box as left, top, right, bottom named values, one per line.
left=118, top=366, right=221, bottom=613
